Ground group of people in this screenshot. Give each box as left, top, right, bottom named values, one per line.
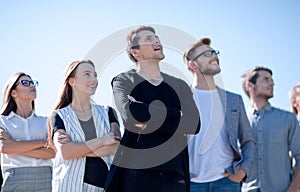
left=0, top=25, right=299, bottom=192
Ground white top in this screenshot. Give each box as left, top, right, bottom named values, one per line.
left=188, top=88, right=234, bottom=183
left=0, top=111, right=52, bottom=173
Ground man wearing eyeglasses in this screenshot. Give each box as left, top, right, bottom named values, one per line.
left=242, top=67, right=300, bottom=192
left=183, top=38, right=256, bottom=192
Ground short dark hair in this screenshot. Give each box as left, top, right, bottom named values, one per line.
left=241, top=66, right=273, bottom=97
left=126, top=25, right=155, bottom=63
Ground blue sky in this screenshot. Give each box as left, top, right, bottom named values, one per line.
left=0, top=0, right=299, bottom=116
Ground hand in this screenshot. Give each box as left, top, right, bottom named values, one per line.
left=127, top=95, right=142, bottom=103
left=101, top=134, right=119, bottom=145
left=222, top=168, right=246, bottom=183
left=190, top=173, right=197, bottom=179
left=134, top=123, right=147, bottom=130
left=109, top=132, right=122, bottom=142
left=56, top=130, right=71, bottom=144
left=0, top=129, right=11, bottom=140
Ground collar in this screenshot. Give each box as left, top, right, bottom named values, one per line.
left=7, top=110, right=36, bottom=120
left=249, top=103, right=272, bottom=115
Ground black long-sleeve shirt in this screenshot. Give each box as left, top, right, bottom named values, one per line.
left=111, top=69, right=200, bottom=175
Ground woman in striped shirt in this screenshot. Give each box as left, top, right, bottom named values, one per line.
left=48, top=60, right=121, bottom=192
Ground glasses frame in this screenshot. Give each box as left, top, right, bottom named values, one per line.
left=16, top=80, right=39, bottom=87
left=191, top=49, right=220, bottom=61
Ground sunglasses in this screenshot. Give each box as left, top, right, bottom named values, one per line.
left=191, top=50, right=220, bottom=61
left=16, top=80, right=39, bottom=87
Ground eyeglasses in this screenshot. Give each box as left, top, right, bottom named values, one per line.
left=16, top=80, right=39, bottom=87
left=191, top=50, right=220, bottom=60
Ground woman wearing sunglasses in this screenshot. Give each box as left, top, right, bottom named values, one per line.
left=48, top=60, right=121, bottom=192
left=0, top=72, right=55, bottom=191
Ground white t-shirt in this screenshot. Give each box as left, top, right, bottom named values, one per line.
left=188, top=88, right=234, bottom=183
left=0, top=111, right=52, bottom=173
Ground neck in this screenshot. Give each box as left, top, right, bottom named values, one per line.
left=192, top=72, right=216, bottom=90
left=136, top=60, right=161, bottom=79
left=15, top=101, right=33, bottom=118
left=71, top=94, right=91, bottom=112
left=250, top=97, right=269, bottom=110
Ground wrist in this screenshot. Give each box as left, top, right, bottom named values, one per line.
left=43, top=140, right=49, bottom=149
left=237, top=168, right=246, bottom=179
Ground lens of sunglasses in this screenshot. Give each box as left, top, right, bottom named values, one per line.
left=20, top=80, right=39, bottom=87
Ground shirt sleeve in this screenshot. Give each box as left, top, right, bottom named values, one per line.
left=108, top=107, right=119, bottom=124
left=49, top=111, right=66, bottom=140
left=288, top=114, right=300, bottom=166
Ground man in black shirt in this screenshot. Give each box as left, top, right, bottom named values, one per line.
left=105, top=25, right=200, bottom=192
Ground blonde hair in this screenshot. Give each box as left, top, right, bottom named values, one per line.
left=289, top=83, right=300, bottom=115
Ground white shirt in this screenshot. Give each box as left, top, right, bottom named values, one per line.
left=188, top=88, right=234, bottom=183
left=0, top=111, right=52, bottom=173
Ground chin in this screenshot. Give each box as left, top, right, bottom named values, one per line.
left=156, top=53, right=165, bottom=60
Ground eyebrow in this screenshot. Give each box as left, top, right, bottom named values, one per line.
left=143, top=35, right=158, bottom=39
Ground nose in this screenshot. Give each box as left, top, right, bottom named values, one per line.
left=212, top=54, right=219, bottom=60
left=154, top=36, right=161, bottom=44
left=29, top=83, right=35, bottom=87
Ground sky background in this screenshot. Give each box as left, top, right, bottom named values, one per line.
left=0, top=0, right=299, bottom=117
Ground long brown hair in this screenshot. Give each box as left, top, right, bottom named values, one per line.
left=0, top=72, right=35, bottom=115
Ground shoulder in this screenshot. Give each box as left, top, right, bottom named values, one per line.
left=272, top=106, right=296, bottom=118
left=34, top=115, right=47, bottom=122
left=111, top=69, right=136, bottom=83
left=54, top=106, right=71, bottom=117
left=92, top=103, right=110, bottom=111
left=0, top=115, right=7, bottom=129
left=217, top=87, right=242, bottom=99
left=162, top=72, right=186, bottom=83
left=162, top=72, right=190, bottom=91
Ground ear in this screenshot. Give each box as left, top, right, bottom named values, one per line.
left=245, top=81, right=254, bottom=91
left=68, top=77, right=75, bottom=87
left=130, top=49, right=139, bottom=59
left=291, top=98, right=297, bottom=107
left=11, top=90, right=17, bottom=98
left=188, top=60, right=198, bottom=71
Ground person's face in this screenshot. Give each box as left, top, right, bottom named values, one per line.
left=192, top=45, right=220, bottom=75
left=70, top=63, right=98, bottom=96
left=11, top=76, right=37, bottom=102
left=252, top=70, right=274, bottom=100
left=133, top=30, right=165, bottom=62
left=291, top=87, right=300, bottom=112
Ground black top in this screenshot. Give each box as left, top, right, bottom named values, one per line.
left=106, top=69, right=200, bottom=192
left=51, top=107, right=118, bottom=188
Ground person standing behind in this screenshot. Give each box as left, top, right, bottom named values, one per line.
left=0, top=72, right=54, bottom=192
left=241, top=66, right=300, bottom=192
left=48, top=60, right=120, bottom=192
left=290, top=83, right=300, bottom=121
left=183, top=38, right=256, bottom=192
left=105, top=25, right=200, bottom=192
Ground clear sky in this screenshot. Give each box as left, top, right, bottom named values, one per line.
left=0, top=0, right=299, bottom=117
